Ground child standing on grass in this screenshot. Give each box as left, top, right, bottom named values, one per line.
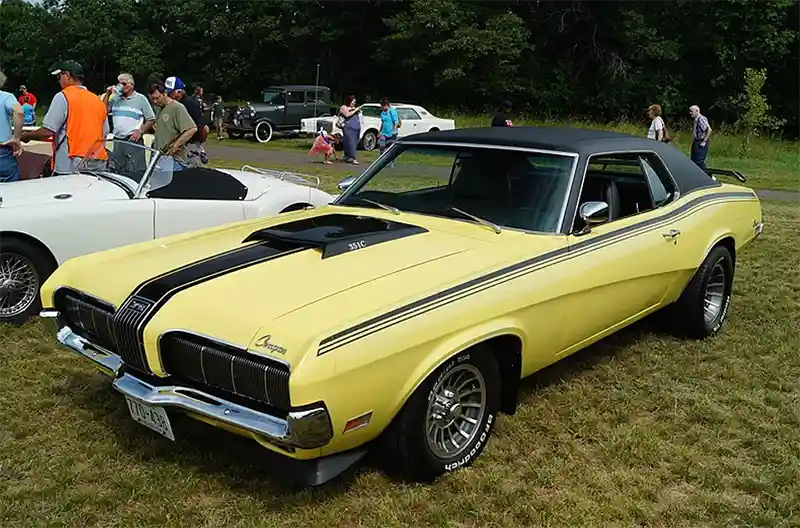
left=308, top=127, right=340, bottom=164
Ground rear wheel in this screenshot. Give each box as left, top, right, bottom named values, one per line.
left=669, top=245, right=734, bottom=338
left=254, top=121, right=273, bottom=143
left=0, top=238, right=56, bottom=325
left=381, top=347, right=501, bottom=482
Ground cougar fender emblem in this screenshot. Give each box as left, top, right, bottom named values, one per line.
left=253, top=334, right=287, bottom=355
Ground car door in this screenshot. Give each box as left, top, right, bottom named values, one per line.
left=396, top=107, right=423, bottom=137
left=138, top=158, right=248, bottom=239
left=554, top=151, right=686, bottom=356
left=283, top=89, right=307, bottom=129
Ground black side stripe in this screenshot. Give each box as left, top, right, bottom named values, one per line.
left=317, top=191, right=756, bottom=354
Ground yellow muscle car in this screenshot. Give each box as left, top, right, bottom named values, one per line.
left=39, top=127, right=763, bottom=486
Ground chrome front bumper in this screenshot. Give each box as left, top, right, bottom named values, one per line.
left=41, top=311, right=333, bottom=450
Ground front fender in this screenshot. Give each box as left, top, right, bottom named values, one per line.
left=314, top=317, right=526, bottom=457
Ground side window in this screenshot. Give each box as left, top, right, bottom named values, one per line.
left=575, top=152, right=677, bottom=230
left=285, top=91, right=304, bottom=104
left=397, top=108, right=421, bottom=120
left=361, top=106, right=383, bottom=118
left=639, top=154, right=676, bottom=207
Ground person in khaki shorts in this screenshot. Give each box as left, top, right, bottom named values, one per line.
left=211, top=95, right=226, bottom=140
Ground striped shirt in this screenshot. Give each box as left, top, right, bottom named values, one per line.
left=110, top=91, right=155, bottom=138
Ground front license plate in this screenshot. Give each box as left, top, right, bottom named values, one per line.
left=125, top=397, right=175, bottom=441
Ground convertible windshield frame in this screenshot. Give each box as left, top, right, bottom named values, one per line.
left=334, top=141, right=580, bottom=235
left=75, top=138, right=169, bottom=199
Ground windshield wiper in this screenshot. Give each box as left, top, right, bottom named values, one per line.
left=350, top=197, right=401, bottom=215
left=446, top=207, right=502, bottom=234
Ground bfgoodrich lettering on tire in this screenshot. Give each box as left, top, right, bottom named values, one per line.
left=670, top=244, right=734, bottom=339
left=381, top=347, right=501, bottom=482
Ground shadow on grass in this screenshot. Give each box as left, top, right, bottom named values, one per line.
left=50, top=311, right=674, bottom=496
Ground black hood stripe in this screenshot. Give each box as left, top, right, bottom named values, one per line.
left=317, top=191, right=757, bottom=354
left=114, top=239, right=308, bottom=373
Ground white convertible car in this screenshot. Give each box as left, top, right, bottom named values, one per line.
left=0, top=138, right=334, bottom=324
left=300, top=103, right=456, bottom=151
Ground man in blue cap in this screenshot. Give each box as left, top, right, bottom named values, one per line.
left=165, top=76, right=208, bottom=167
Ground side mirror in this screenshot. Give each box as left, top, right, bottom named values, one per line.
left=579, top=201, right=609, bottom=225
left=337, top=175, right=356, bottom=191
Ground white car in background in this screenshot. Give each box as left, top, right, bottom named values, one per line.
left=300, top=103, right=456, bottom=151
left=0, top=138, right=334, bottom=324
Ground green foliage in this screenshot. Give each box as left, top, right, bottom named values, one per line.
left=735, top=68, right=787, bottom=155
left=0, top=0, right=797, bottom=136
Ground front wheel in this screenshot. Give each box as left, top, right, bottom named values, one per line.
left=381, top=348, right=501, bottom=482
left=0, top=238, right=55, bottom=325
left=669, top=244, right=734, bottom=338
left=254, top=121, right=273, bottom=143
left=361, top=130, right=377, bottom=151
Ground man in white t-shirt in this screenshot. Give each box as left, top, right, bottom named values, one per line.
left=646, top=104, right=666, bottom=141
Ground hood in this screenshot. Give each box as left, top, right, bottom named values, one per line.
left=0, top=174, right=130, bottom=208
left=46, top=207, right=551, bottom=369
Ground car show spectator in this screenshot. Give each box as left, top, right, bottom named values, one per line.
left=0, top=69, right=25, bottom=182
left=689, top=104, right=712, bottom=169
left=18, top=85, right=37, bottom=108
left=20, top=60, right=109, bottom=175
left=491, top=100, right=514, bottom=127
left=211, top=95, right=226, bottom=140
left=148, top=81, right=197, bottom=169
left=646, top=103, right=667, bottom=141
left=22, top=97, right=36, bottom=126
left=338, top=94, right=362, bottom=164
left=193, top=86, right=208, bottom=112
left=379, top=97, right=401, bottom=154
left=101, top=73, right=155, bottom=175
left=165, top=76, right=208, bottom=167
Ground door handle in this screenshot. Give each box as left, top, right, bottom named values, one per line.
left=662, top=229, right=681, bottom=239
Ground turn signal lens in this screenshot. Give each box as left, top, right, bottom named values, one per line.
left=343, top=411, right=373, bottom=434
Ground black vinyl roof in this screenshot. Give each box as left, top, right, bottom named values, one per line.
left=401, top=126, right=718, bottom=194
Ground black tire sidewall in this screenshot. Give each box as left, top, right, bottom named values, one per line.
left=701, top=246, right=734, bottom=335
left=0, top=238, right=54, bottom=325
left=400, top=349, right=501, bottom=477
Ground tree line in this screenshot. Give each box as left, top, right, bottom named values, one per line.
left=1, top=0, right=797, bottom=137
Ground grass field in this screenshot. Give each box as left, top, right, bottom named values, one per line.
left=1, top=200, right=798, bottom=527
left=215, top=113, right=799, bottom=193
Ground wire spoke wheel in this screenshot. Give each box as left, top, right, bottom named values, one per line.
left=0, top=252, right=39, bottom=318
left=425, top=364, right=486, bottom=460
left=703, top=259, right=726, bottom=324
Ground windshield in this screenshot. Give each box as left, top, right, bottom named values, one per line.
left=336, top=144, right=577, bottom=233
left=262, top=89, right=284, bottom=105
left=75, top=138, right=174, bottom=194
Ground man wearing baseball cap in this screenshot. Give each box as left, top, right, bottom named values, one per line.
left=165, top=75, right=208, bottom=167
left=21, top=60, right=108, bottom=175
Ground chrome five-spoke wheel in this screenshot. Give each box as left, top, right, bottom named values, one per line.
left=0, top=252, right=39, bottom=319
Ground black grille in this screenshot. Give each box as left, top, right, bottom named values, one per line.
left=56, top=290, right=152, bottom=374
left=160, top=332, right=291, bottom=410
left=59, top=291, right=116, bottom=349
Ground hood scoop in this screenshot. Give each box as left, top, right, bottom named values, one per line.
left=243, top=213, right=428, bottom=258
